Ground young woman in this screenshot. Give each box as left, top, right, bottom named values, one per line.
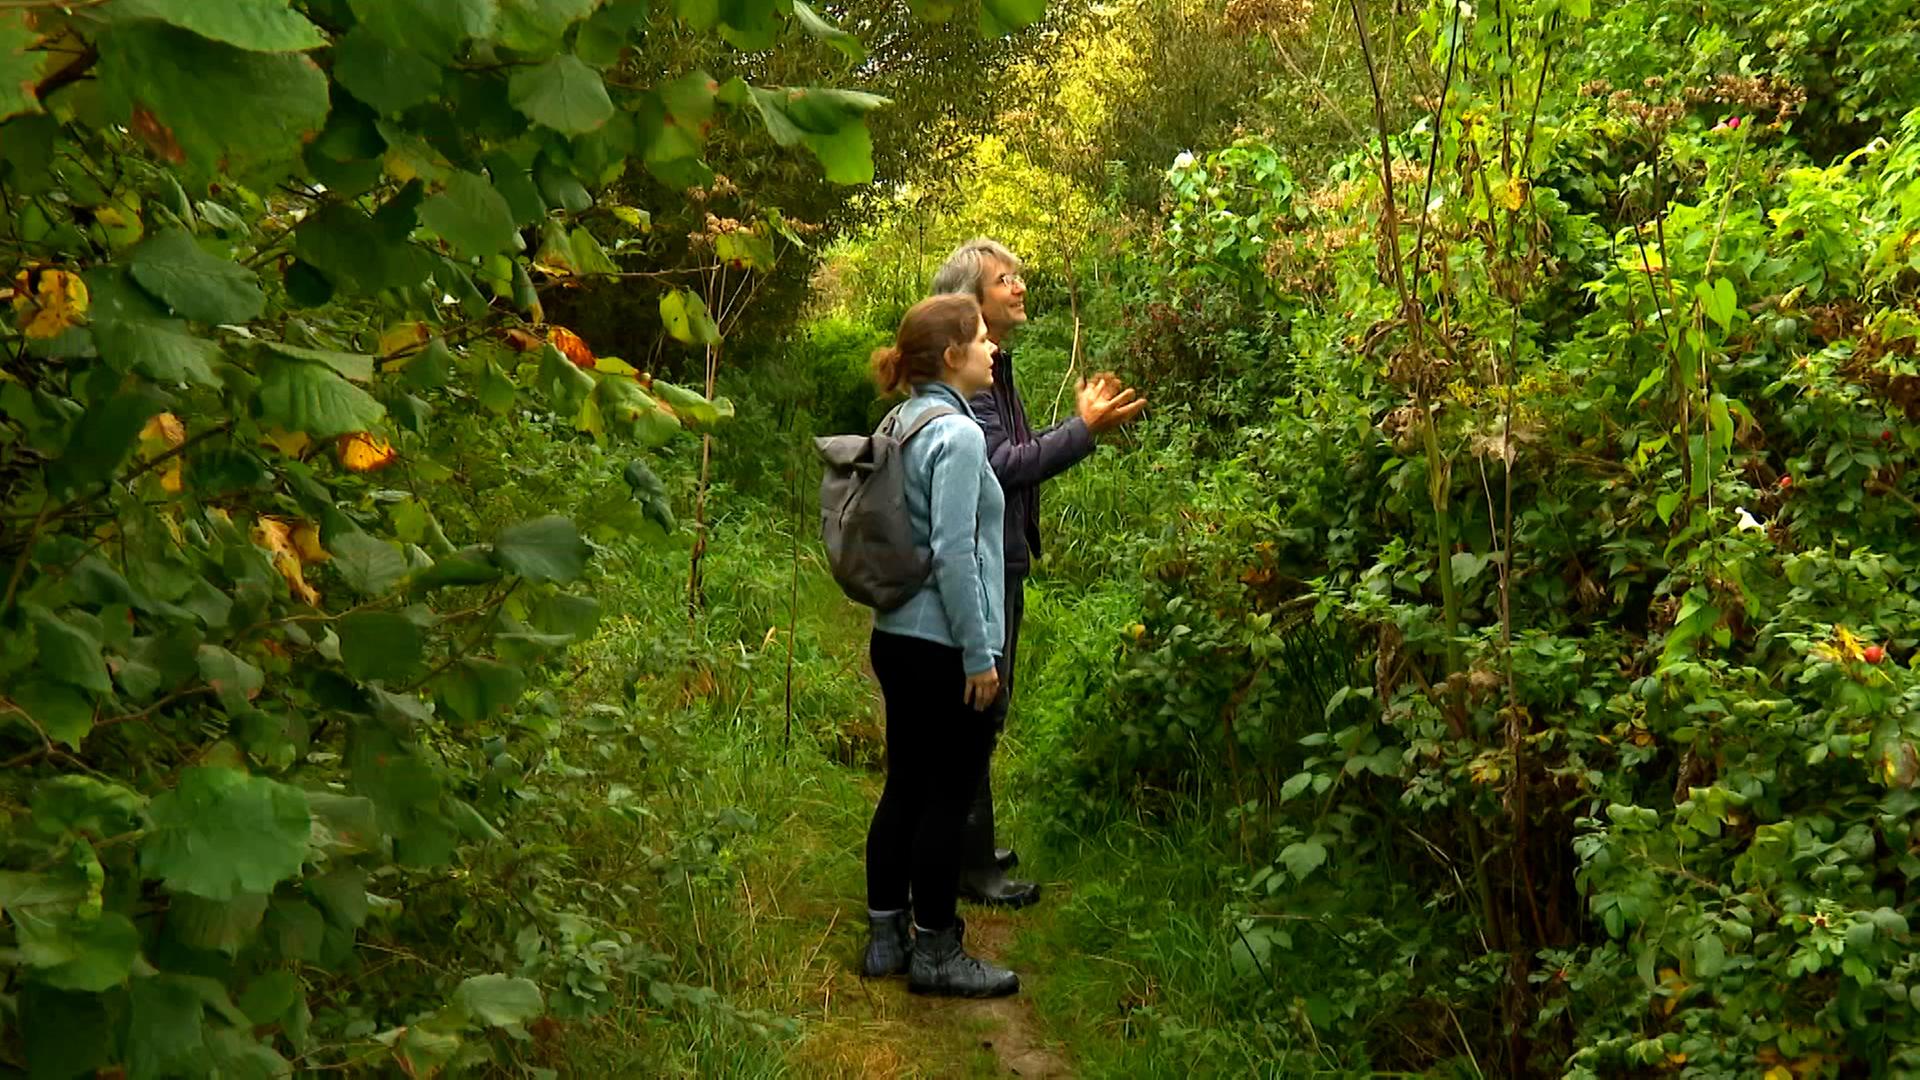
left=860, top=293, right=1020, bottom=998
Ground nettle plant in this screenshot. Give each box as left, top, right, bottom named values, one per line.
left=0, top=0, right=1043, bottom=1075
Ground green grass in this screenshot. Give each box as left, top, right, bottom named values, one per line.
left=514, top=452, right=1373, bottom=1077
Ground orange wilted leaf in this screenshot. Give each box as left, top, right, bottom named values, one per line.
left=252, top=516, right=321, bottom=606
left=501, top=327, right=543, bottom=353
left=547, top=325, right=595, bottom=368
left=12, top=268, right=90, bottom=339
left=336, top=431, right=397, bottom=473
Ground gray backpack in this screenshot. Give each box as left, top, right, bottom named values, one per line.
left=815, top=403, right=958, bottom=611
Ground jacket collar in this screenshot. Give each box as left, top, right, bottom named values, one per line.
left=911, top=380, right=977, bottom=419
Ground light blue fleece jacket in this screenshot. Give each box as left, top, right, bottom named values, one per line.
left=872, top=381, right=1007, bottom=675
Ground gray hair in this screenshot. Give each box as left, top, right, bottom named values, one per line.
left=930, top=237, right=1022, bottom=300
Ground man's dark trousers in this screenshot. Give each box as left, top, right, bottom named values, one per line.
left=960, top=571, right=1023, bottom=879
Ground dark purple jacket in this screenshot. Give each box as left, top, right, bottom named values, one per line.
left=968, top=347, right=1094, bottom=578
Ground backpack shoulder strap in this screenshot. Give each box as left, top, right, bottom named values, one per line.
left=897, top=404, right=959, bottom=445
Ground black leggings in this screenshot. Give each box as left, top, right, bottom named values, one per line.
left=864, top=630, right=999, bottom=931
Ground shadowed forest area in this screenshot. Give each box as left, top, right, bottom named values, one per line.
left=7, top=0, right=1920, bottom=1076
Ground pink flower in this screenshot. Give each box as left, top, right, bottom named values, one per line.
left=1725, top=116, right=1742, bottom=130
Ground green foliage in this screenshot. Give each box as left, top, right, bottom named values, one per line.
left=0, top=0, right=1045, bottom=1074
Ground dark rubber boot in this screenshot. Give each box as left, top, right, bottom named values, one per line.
left=958, top=762, right=1041, bottom=907
left=862, top=910, right=913, bottom=977
left=908, top=919, right=1019, bottom=998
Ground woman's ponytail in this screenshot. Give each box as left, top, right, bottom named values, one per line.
left=870, top=345, right=907, bottom=394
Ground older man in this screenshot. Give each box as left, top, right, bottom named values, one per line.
left=931, top=238, right=1146, bottom=906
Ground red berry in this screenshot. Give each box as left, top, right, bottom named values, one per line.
left=1865, top=645, right=1886, bottom=664
left=1779, top=475, right=1793, bottom=489
left=1883, top=429, right=1895, bottom=443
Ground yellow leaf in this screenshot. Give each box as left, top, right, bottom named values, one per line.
left=293, top=522, right=329, bottom=563
left=140, top=412, right=186, bottom=449
left=252, top=516, right=320, bottom=607
left=12, top=268, right=90, bottom=339
left=378, top=322, right=430, bottom=361
left=593, top=355, right=639, bottom=376
left=1501, top=180, right=1529, bottom=211
left=1833, top=625, right=1866, bottom=663
left=336, top=431, right=398, bottom=473
left=261, top=428, right=313, bottom=458
left=158, top=458, right=184, bottom=494
left=1764, top=1068, right=1793, bottom=1080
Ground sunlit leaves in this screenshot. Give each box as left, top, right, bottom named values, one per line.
left=660, top=288, right=721, bottom=345
left=11, top=268, right=89, bottom=338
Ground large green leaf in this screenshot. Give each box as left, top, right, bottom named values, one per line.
left=127, top=974, right=208, bottom=1079
left=330, top=531, right=410, bottom=596
left=980, top=0, right=1045, bottom=36
left=744, top=85, right=886, bottom=184
left=420, top=171, right=518, bottom=259
left=26, top=604, right=112, bottom=695
left=14, top=911, right=141, bottom=992
left=293, top=203, right=438, bottom=294
left=100, top=23, right=329, bottom=183
left=127, top=229, right=266, bottom=325
left=12, top=678, right=94, bottom=749
left=337, top=610, right=425, bottom=683
left=509, top=53, right=614, bottom=134
left=332, top=27, right=443, bottom=115
left=141, top=768, right=311, bottom=900
left=88, top=270, right=224, bottom=387
left=106, top=0, right=327, bottom=52
left=454, top=974, right=545, bottom=1026
left=0, top=11, right=50, bottom=123
left=493, top=515, right=590, bottom=583
left=168, top=892, right=269, bottom=955
left=436, top=658, right=527, bottom=724
left=792, top=1, right=865, bottom=62
left=348, top=0, right=497, bottom=62
left=659, top=288, right=721, bottom=345
left=46, top=384, right=169, bottom=496
left=496, top=0, right=599, bottom=52
left=197, top=645, right=264, bottom=712
left=256, top=356, right=386, bottom=439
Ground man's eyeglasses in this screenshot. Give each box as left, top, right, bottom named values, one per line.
left=994, top=272, right=1025, bottom=288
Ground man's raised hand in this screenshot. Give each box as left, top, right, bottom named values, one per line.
left=1076, top=374, right=1148, bottom=434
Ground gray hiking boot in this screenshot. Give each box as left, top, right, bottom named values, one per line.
left=862, top=909, right=912, bottom=977
left=907, top=918, right=1019, bottom=997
